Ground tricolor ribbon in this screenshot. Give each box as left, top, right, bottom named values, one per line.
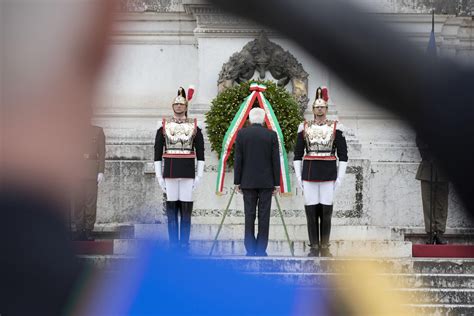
left=215, top=83, right=291, bottom=195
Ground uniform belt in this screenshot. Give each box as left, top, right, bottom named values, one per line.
left=163, top=152, right=196, bottom=159
left=304, top=155, right=337, bottom=161
left=305, top=151, right=333, bottom=156
left=83, top=153, right=99, bottom=160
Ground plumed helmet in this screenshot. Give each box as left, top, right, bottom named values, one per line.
left=172, top=85, right=196, bottom=106
left=312, top=86, right=329, bottom=108
left=173, top=87, right=188, bottom=105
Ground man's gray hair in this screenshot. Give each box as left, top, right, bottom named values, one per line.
left=249, top=107, right=266, bottom=124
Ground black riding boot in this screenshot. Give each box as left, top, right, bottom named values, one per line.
left=320, top=204, right=333, bottom=257
left=434, top=231, right=447, bottom=245
left=73, top=229, right=86, bottom=241
left=85, top=229, right=95, bottom=241
left=180, top=201, right=193, bottom=253
left=166, top=201, right=179, bottom=249
left=305, top=204, right=319, bottom=257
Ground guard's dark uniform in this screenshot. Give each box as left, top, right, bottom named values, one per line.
left=416, top=135, right=449, bottom=242
left=74, top=125, right=105, bottom=240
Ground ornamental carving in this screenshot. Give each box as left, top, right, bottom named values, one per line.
left=119, top=0, right=183, bottom=12
left=217, top=32, right=310, bottom=113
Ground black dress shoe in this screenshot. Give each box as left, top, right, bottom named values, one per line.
left=307, top=247, right=319, bottom=257
left=245, top=252, right=256, bottom=257
left=168, top=242, right=180, bottom=252
left=85, top=231, right=95, bottom=242
left=434, top=233, right=447, bottom=245
left=255, top=252, right=268, bottom=257
left=426, top=234, right=436, bottom=244
left=320, top=246, right=332, bottom=257
left=73, top=230, right=87, bottom=241
left=179, top=243, right=190, bottom=255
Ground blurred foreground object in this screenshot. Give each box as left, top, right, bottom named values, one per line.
left=1, top=0, right=114, bottom=314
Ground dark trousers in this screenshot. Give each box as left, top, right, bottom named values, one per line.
left=305, top=204, right=333, bottom=248
left=421, top=181, right=449, bottom=234
left=166, top=201, right=193, bottom=248
left=242, top=188, right=273, bottom=255
left=74, top=180, right=97, bottom=232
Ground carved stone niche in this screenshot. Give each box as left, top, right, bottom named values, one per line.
left=217, top=32, right=309, bottom=113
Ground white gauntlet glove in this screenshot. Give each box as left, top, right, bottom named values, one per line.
left=193, top=161, right=205, bottom=191
left=97, top=173, right=105, bottom=185
left=293, top=160, right=304, bottom=191
left=335, top=161, right=348, bottom=191
left=154, top=161, right=166, bottom=193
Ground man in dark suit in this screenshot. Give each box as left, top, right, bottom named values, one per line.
left=416, top=135, right=449, bottom=244
left=234, top=107, right=281, bottom=256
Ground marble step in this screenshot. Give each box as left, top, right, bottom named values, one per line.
left=113, top=239, right=412, bottom=257
left=298, top=288, right=474, bottom=305
left=134, top=224, right=402, bottom=241
left=288, top=285, right=474, bottom=305
left=77, top=257, right=474, bottom=307
left=406, top=304, right=474, bottom=315
left=395, top=288, right=474, bottom=305
left=252, top=272, right=474, bottom=288
left=78, top=256, right=474, bottom=274
left=403, top=227, right=474, bottom=245
left=407, top=234, right=474, bottom=245
left=79, top=224, right=135, bottom=239
left=92, top=263, right=473, bottom=289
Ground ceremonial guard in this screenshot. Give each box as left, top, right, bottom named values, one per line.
left=74, top=124, right=106, bottom=241
left=154, top=87, right=205, bottom=252
left=293, top=87, right=348, bottom=257
left=416, top=135, right=449, bottom=244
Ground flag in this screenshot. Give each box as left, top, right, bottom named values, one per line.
left=426, top=10, right=437, bottom=57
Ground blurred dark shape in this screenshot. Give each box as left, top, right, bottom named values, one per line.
left=210, top=0, right=474, bottom=217
left=1, top=0, right=114, bottom=314
left=0, top=189, right=84, bottom=315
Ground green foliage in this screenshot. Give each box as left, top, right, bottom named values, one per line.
left=205, top=80, right=303, bottom=166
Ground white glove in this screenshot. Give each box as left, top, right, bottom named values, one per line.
left=293, top=160, right=304, bottom=191
left=97, top=173, right=105, bottom=184
left=193, top=161, right=205, bottom=191
left=335, top=161, right=348, bottom=191
left=193, top=176, right=201, bottom=191
left=154, top=161, right=166, bottom=193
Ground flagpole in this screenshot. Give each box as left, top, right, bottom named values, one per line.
left=432, top=10, right=434, bottom=33
left=209, top=187, right=236, bottom=256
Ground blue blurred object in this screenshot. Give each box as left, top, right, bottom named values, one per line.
left=87, top=244, right=328, bottom=315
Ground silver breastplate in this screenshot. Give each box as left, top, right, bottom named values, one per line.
left=163, top=118, right=196, bottom=156
left=304, top=120, right=337, bottom=158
